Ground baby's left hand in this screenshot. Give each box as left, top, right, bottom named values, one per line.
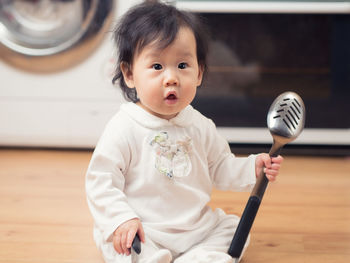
left=255, top=153, right=283, bottom=182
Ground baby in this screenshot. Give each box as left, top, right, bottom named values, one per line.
left=86, top=1, right=283, bottom=263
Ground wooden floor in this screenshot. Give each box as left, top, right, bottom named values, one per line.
left=0, top=149, right=349, bottom=263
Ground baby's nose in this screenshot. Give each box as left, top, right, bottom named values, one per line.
left=164, top=68, right=179, bottom=86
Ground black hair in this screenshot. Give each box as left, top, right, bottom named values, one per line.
left=112, top=0, right=209, bottom=102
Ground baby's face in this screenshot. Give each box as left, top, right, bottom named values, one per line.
left=123, top=27, right=203, bottom=120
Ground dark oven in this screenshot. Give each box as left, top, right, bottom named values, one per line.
left=176, top=0, right=350, bottom=155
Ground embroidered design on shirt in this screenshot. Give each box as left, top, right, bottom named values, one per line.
left=150, top=131, right=192, bottom=179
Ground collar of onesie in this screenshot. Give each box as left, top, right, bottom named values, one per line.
left=120, top=102, right=195, bottom=129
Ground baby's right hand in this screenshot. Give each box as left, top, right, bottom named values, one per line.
left=113, top=218, right=145, bottom=256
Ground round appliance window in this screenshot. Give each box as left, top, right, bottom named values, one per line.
left=0, top=0, right=114, bottom=72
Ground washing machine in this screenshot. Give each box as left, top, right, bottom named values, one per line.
left=0, top=0, right=142, bottom=148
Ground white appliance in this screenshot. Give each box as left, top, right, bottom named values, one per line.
left=0, top=0, right=141, bottom=148
left=1, top=0, right=349, bottom=150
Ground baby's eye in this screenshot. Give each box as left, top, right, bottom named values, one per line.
left=152, top=64, right=162, bottom=70
left=178, top=62, right=188, bottom=69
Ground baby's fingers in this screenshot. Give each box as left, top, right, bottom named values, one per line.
left=264, top=161, right=282, bottom=182
left=265, top=173, right=277, bottom=182
left=113, top=234, right=122, bottom=254
left=126, top=230, right=137, bottom=250
left=121, top=232, right=130, bottom=255
left=271, top=162, right=281, bottom=171
left=271, top=155, right=284, bottom=164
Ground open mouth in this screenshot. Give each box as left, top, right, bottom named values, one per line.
left=166, top=94, right=177, bottom=100
left=164, top=92, right=178, bottom=104
left=165, top=91, right=178, bottom=100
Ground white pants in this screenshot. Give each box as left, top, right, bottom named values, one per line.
left=100, top=215, right=249, bottom=263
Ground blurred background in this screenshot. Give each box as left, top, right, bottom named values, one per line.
left=0, top=0, right=349, bottom=154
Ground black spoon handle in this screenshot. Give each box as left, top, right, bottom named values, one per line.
left=132, top=233, right=141, bottom=254
left=228, top=146, right=282, bottom=258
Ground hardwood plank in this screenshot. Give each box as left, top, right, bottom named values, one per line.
left=209, top=155, right=350, bottom=262
left=0, top=149, right=349, bottom=262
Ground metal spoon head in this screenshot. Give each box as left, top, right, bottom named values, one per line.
left=267, top=91, right=306, bottom=146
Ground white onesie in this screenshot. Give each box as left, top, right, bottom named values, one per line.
left=86, top=102, right=256, bottom=262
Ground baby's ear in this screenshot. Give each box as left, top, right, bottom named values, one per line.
left=120, top=62, right=135, bottom=88
left=196, top=64, right=204, bottom=86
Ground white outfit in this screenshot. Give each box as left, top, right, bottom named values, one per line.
left=86, top=102, right=257, bottom=263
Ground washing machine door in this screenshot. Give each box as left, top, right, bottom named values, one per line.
left=0, top=0, right=114, bottom=72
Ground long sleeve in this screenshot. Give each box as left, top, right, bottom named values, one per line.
left=205, top=119, right=257, bottom=192
left=85, top=118, right=138, bottom=242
